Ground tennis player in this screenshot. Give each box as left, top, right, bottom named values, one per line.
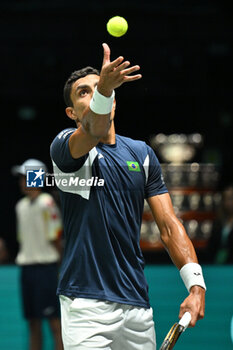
left=50, top=43, right=206, bottom=350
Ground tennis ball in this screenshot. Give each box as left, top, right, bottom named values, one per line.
left=107, top=16, right=128, bottom=37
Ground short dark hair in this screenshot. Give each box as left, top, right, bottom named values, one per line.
left=63, top=66, right=100, bottom=107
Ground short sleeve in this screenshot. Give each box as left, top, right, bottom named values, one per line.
left=144, top=145, right=168, bottom=199
left=50, top=128, right=87, bottom=173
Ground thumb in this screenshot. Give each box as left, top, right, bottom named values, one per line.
left=102, top=43, right=111, bottom=66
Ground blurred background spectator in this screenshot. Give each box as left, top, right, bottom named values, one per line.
left=12, top=159, right=63, bottom=350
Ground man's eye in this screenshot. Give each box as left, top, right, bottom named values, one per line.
left=79, top=90, right=88, bottom=97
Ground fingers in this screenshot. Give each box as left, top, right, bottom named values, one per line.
left=110, top=58, right=142, bottom=78
left=179, top=301, right=205, bottom=328
left=179, top=286, right=205, bottom=323
left=179, top=302, right=196, bottom=327
left=102, top=43, right=126, bottom=70
left=102, top=43, right=111, bottom=66
left=122, top=73, right=142, bottom=82
left=101, top=43, right=140, bottom=74
left=119, top=65, right=141, bottom=77
left=120, top=65, right=142, bottom=83
left=113, top=60, right=141, bottom=80
left=106, top=56, right=124, bottom=71
left=100, top=43, right=142, bottom=90
left=179, top=310, right=196, bottom=328
left=179, top=312, right=192, bottom=329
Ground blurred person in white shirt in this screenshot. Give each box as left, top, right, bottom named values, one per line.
left=13, top=159, right=63, bottom=350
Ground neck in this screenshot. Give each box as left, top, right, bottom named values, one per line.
left=99, top=121, right=116, bottom=144
left=27, top=190, right=41, bottom=200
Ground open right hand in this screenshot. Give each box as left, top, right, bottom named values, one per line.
left=97, top=43, right=142, bottom=97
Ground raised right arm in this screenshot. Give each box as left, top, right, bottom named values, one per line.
left=68, top=43, right=142, bottom=159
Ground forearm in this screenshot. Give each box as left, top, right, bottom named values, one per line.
left=161, top=215, right=206, bottom=324
left=147, top=194, right=206, bottom=325
left=69, top=88, right=114, bottom=158
left=160, top=216, right=206, bottom=293
left=82, top=108, right=112, bottom=139
left=82, top=86, right=114, bottom=138
left=160, top=216, right=198, bottom=269
left=147, top=194, right=198, bottom=269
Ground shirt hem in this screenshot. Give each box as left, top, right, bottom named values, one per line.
left=57, top=289, right=150, bottom=309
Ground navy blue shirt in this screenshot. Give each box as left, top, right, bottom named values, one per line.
left=50, top=128, right=168, bottom=308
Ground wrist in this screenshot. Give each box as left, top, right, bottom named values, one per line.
left=180, top=262, right=207, bottom=293
left=96, top=85, right=113, bottom=97
left=190, top=285, right=206, bottom=294
left=90, top=87, right=115, bottom=115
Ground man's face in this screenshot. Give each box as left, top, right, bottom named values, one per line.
left=70, top=74, right=100, bottom=122
left=19, top=175, right=40, bottom=196
left=67, top=74, right=116, bottom=124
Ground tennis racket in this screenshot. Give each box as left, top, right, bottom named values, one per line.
left=159, top=312, right=191, bottom=350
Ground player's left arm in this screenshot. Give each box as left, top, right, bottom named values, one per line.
left=147, top=193, right=206, bottom=327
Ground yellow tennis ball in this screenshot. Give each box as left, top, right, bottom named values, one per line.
left=107, top=16, right=128, bottom=37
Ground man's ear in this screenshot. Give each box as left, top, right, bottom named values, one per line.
left=65, top=107, right=77, bottom=121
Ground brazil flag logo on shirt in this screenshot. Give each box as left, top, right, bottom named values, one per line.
left=126, top=161, right=141, bottom=172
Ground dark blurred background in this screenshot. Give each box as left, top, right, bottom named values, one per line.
left=1, top=0, right=233, bottom=261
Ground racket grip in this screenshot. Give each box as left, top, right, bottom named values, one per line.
left=178, top=312, right=191, bottom=330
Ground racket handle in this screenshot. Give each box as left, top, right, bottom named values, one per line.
left=178, top=312, right=191, bottom=330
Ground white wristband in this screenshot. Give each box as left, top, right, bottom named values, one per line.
left=90, top=87, right=115, bottom=115
left=180, top=263, right=206, bottom=292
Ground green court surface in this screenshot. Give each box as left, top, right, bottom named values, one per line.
left=145, top=265, right=233, bottom=349
left=0, top=265, right=232, bottom=349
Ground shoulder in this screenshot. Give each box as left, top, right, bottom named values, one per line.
left=15, top=197, right=28, bottom=210
left=50, top=128, right=76, bottom=161
left=117, top=134, right=146, bottom=148
left=50, top=128, right=76, bottom=149
left=117, top=134, right=148, bottom=153
left=117, top=135, right=156, bottom=162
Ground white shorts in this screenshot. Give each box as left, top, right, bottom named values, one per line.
left=60, top=296, right=156, bottom=350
